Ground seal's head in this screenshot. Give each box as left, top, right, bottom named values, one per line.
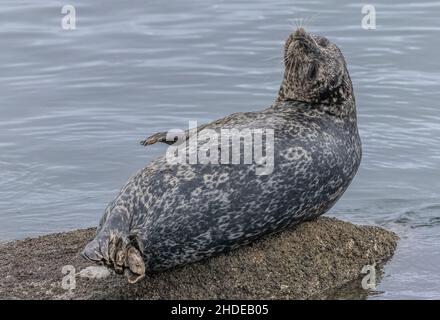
left=277, top=28, right=354, bottom=114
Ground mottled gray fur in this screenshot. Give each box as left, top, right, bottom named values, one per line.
left=82, top=28, right=362, bottom=283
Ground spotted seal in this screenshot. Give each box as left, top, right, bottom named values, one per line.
left=82, top=28, right=362, bottom=283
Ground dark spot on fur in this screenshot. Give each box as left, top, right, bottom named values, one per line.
left=307, top=63, right=318, bottom=81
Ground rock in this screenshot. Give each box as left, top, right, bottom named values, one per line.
left=0, top=217, right=398, bottom=300
left=78, top=266, right=112, bottom=280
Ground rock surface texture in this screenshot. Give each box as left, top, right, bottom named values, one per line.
left=0, top=217, right=398, bottom=300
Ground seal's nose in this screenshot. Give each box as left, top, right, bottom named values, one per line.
left=294, top=27, right=307, bottom=39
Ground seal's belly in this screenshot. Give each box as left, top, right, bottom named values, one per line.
left=136, top=123, right=360, bottom=271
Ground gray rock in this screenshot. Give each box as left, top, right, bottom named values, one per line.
left=0, top=217, right=398, bottom=300
left=78, top=266, right=112, bottom=280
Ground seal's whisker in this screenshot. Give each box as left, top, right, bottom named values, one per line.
left=291, top=17, right=304, bottom=30
left=284, top=51, right=295, bottom=63
left=309, top=35, right=319, bottom=47
left=304, top=14, right=315, bottom=27
left=286, top=56, right=296, bottom=80
left=302, top=16, right=311, bottom=29
left=290, top=16, right=309, bottom=32
left=303, top=12, right=321, bottom=29
left=288, top=19, right=297, bottom=28
left=264, top=53, right=285, bottom=66
left=264, top=54, right=282, bottom=62
left=297, top=17, right=305, bottom=29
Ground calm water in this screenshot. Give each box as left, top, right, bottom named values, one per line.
left=0, top=0, right=439, bottom=299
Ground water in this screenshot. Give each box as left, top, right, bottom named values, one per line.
left=0, top=0, right=439, bottom=299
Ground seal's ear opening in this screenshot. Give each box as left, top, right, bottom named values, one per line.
left=81, top=239, right=104, bottom=263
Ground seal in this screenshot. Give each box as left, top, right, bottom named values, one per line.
left=82, top=28, right=362, bottom=283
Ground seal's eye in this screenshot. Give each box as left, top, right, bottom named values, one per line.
left=307, top=62, right=318, bottom=80
left=318, top=38, right=329, bottom=47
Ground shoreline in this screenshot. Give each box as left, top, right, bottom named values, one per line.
left=0, top=217, right=398, bottom=300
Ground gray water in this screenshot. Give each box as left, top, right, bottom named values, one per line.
left=0, top=0, right=439, bottom=299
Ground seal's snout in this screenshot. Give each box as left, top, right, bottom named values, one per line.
left=292, top=28, right=316, bottom=51
left=293, top=27, right=307, bottom=40
left=293, top=28, right=314, bottom=44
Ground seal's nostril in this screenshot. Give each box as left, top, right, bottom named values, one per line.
left=294, top=27, right=306, bottom=38
left=293, top=28, right=308, bottom=44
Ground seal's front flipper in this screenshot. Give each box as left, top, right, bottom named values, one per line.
left=140, top=130, right=187, bottom=147
left=140, top=131, right=169, bottom=146
left=140, top=124, right=212, bottom=147
left=140, top=113, right=250, bottom=148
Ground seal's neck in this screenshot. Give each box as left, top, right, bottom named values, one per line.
left=275, top=69, right=357, bottom=119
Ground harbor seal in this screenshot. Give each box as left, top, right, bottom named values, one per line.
left=82, top=28, right=362, bottom=283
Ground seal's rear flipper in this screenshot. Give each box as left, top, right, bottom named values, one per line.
left=82, top=232, right=146, bottom=284
left=82, top=239, right=104, bottom=263
left=124, top=235, right=146, bottom=284
left=125, top=246, right=146, bottom=284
